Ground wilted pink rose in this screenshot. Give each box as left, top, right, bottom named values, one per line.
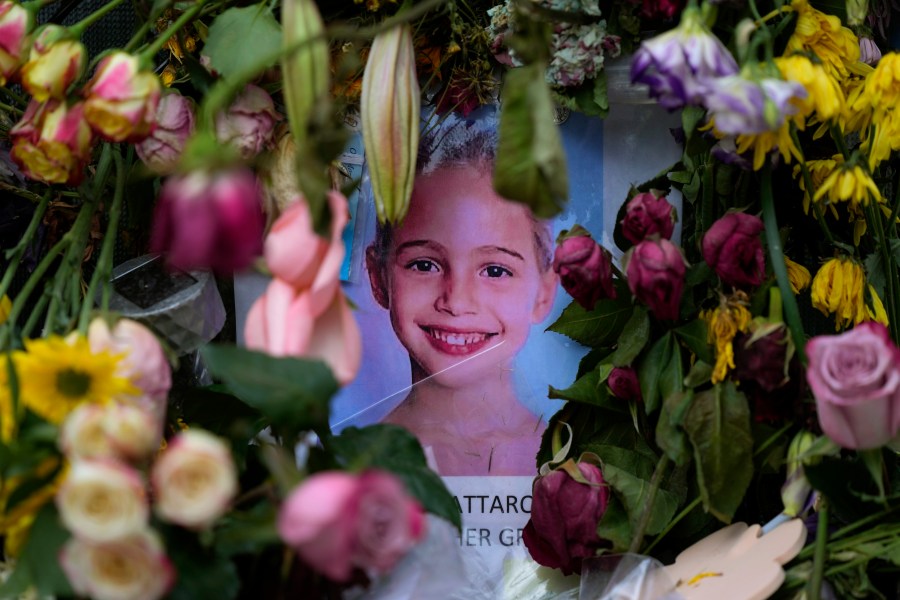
left=19, top=25, right=85, bottom=101
left=608, top=366, right=642, bottom=402
left=88, top=317, right=171, bottom=407
left=0, top=1, right=29, bottom=85
left=215, top=83, right=279, bottom=159
left=702, top=212, right=765, bottom=288
left=10, top=99, right=93, bottom=185
left=806, top=322, right=900, bottom=450
left=620, top=192, right=676, bottom=245
left=135, top=92, right=195, bottom=173
left=626, top=238, right=687, bottom=321
left=733, top=327, right=790, bottom=392
left=150, top=168, right=264, bottom=274
left=278, top=469, right=426, bottom=582
left=83, top=51, right=161, bottom=142
left=523, top=460, right=610, bottom=575
left=152, top=430, right=238, bottom=528
left=641, top=0, right=686, bottom=19
left=552, top=230, right=616, bottom=310
left=60, top=530, right=174, bottom=600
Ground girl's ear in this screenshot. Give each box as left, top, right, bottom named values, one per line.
left=366, top=246, right=390, bottom=309
left=531, top=268, right=558, bottom=324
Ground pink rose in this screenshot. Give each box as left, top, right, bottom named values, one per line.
left=552, top=229, right=616, bottom=310
left=806, top=322, right=900, bottom=449
left=82, top=51, right=161, bottom=142
left=136, top=92, right=195, bottom=173
left=608, top=366, right=642, bottom=402
left=278, top=470, right=426, bottom=582
left=620, top=192, right=676, bottom=245
left=10, top=98, right=93, bottom=185
left=0, top=1, right=29, bottom=86
left=626, top=238, right=687, bottom=321
left=150, top=168, right=264, bottom=274
left=19, top=25, right=85, bottom=101
left=522, top=460, right=610, bottom=575
left=702, top=212, right=765, bottom=288
left=215, top=83, right=280, bottom=159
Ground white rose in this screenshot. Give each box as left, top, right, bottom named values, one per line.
left=56, top=460, right=148, bottom=542
left=60, top=404, right=115, bottom=459
left=60, top=529, right=175, bottom=600
left=103, top=402, right=161, bottom=461
left=151, top=429, right=238, bottom=528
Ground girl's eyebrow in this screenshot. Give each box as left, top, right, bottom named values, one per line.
left=476, top=245, right=525, bottom=262
left=395, top=239, right=445, bottom=254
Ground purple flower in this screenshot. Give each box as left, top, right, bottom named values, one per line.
left=704, top=75, right=806, bottom=135
left=630, top=7, right=739, bottom=110
left=151, top=168, right=264, bottom=274
left=859, top=37, right=881, bottom=66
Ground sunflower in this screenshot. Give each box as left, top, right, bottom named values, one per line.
left=702, top=293, right=752, bottom=384
left=14, top=335, right=137, bottom=425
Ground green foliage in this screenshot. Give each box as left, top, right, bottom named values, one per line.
left=166, top=526, right=240, bottom=600
left=547, top=297, right=632, bottom=347
left=612, top=307, right=649, bottom=366
left=656, top=390, right=693, bottom=466
left=204, top=6, right=283, bottom=79
left=329, top=425, right=462, bottom=530
left=0, top=504, right=73, bottom=598
left=637, top=331, right=682, bottom=414
left=548, top=364, right=623, bottom=412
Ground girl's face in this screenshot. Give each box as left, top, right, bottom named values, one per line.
left=367, top=166, right=557, bottom=388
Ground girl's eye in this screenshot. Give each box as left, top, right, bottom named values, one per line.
left=482, top=265, right=513, bottom=278
left=407, top=259, right=440, bottom=273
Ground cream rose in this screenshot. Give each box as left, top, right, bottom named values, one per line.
left=60, top=529, right=175, bottom=600
left=56, top=460, right=148, bottom=542
left=151, top=429, right=238, bottom=528
left=60, top=404, right=115, bottom=459
left=60, top=402, right=159, bottom=461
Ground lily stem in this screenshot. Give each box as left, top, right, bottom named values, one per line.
left=808, top=499, right=829, bottom=600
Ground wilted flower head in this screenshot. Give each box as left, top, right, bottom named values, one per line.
left=631, top=7, right=739, bottom=110
left=810, top=257, right=887, bottom=330
left=215, top=83, right=280, bottom=160
left=136, top=92, right=195, bottom=173
left=625, top=237, right=687, bottom=321
left=19, top=25, right=85, bottom=101
left=784, top=256, right=811, bottom=294
left=702, top=212, right=766, bottom=288
left=786, top=0, right=860, bottom=80
left=552, top=227, right=616, bottom=310
left=705, top=74, right=806, bottom=136
left=775, top=55, right=844, bottom=123
left=83, top=51, right=162, bottom=142
left=10, top=99, right=93, bottom=186
left=0, top=1, right=29, bottom=85
left=703, top=293, right=752, bottom=384
left=859, top=37, right=882, bottom=65
left=620, top=192, right=676, bottom=245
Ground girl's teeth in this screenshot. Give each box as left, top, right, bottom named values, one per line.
left=431, top=330, right=487, bottom=345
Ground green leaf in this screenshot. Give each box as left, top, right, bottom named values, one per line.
left=860, top=449, right=886, bottom=501
left=494, top=63, right=569, bottom=218
left=204, top=6, right=283, bottom=79
left=674, top=319, right=713, bottom=365
left=548, top=365, right=623, bottom=412
left=215, top=503, right=281, bottom=557
left=166, top=528, right=239, bottom=600
left=10, top=504, right=73, bottom=597
left=595, top=494, right=632, bottom=552
left=612, top=307, right=649, bottom=366
left=656, top=390, right=693, bottom=466
left=547, top=297, right=633, bottom=348
left=201, top=345, right=338, bottom=437
left=553, top=71, right=610, bottom=117
left=329, top=425, right=461, bottom=530
left=684, top=382, right=754, bottom=523
left=637, top=332, right=675, bottom=414
left=683, top=361, right=713, bottom=388
left=681, top=106, right=706, bottom=141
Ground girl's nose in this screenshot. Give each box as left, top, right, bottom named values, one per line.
left=434, top=272, right=478, bottom=315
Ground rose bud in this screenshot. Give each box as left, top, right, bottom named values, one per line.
left=625, top=238, right=687, bottom=321
left=10, top=99, right=93, bottom=185
left=215, top=83, right=280, bottom=160
left=135, top=92, right=195, bottom=173
left=244, top=279, right=362, bottom=386
left=56, top=460, right=149, bottom=543
left=150, top=168, right=265, bottom=274
left=88, top=317, right=171, bottom=407
left=0, top=1, right=30, bottom=85
left=60, top=530, right=175, bottom=600
left=278, top=469, right=426, bottom=582
left=806, top=322, right=900, bottom=450
left=702, top=212, right=765, bottom=288
left=620, top=192, right=676, bottom=245
left=151, top=429, right=238, bottom=528
left=552, top=227, right=616, bottom=310
left=83, top=51, right=162, bottom=142
left=19, top=25, right=85, bottom=101
left=522, top=458, right=610, bottom=575
left=608, top=366, right=642, bottom=402
left=733, top=325, right=791, bottom=392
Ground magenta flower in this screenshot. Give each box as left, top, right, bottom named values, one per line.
left=0, top=1, right=29, bottom=86
left=631, top=7, right=738, bottom=110
left=626, top=238, right=687, bottom=321
left=702, top=212, right=765, bottom=288
left=620, top=192, right=676, bottom=245
left=608, top=366, right=642, bottom=402
left=552, top=229, right=616, bottom=310
left=150, top=168, right=264, bottom=274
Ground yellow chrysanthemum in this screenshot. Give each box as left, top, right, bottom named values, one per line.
left=812, top=164, right=883, bottom=216
left=784, top=256, right=812, bottom=293
left=860, top=52, right=900, bottom=109
left=735, top=123, right=802, bottom=171
left=14, top=335, right=136, bottom=425
left=793, top=155, right=843, bottom=214
left=810, top=257, right=883, bottom=329
left=703, top=295, right=752, bottom=384
left=786, top=0, right=860, bottom=80
left=840, top=62, right=874, bottom=135
left=776, top=55, right=845, bottom=123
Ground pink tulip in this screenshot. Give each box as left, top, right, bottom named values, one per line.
left=150, top=168, right=264, bottom=274
left=83, top=51, right=161, bottom=142
left=136, top=92, right=195, bottom=173
left=0, top=1, right=29, bottom=85
left=215, top=83, right=280, bottom=159
left=10, top=99, right=93, bottom=185
left=19, top=25, right=85, bottom=101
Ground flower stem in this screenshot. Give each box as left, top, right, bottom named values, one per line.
left=0, top=193, right=50, bottom=304
left=790, top=127, right=834, bottom=244
left=68, top=0, right=130, bottom=37
left=808, top=499, right=829, bottom=600
left=644, top=496, right=702, bottom=554
left=864, top=200, right=900, bottom=343
left=761, top=164, right=807, bottom=363
left=124, top=18, right=153, bottom=54
left=79, top=146, right=126, bottom=333
left=138, top=1, right=207, bottom=65
left=628, top=453, right=670, bottom=554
